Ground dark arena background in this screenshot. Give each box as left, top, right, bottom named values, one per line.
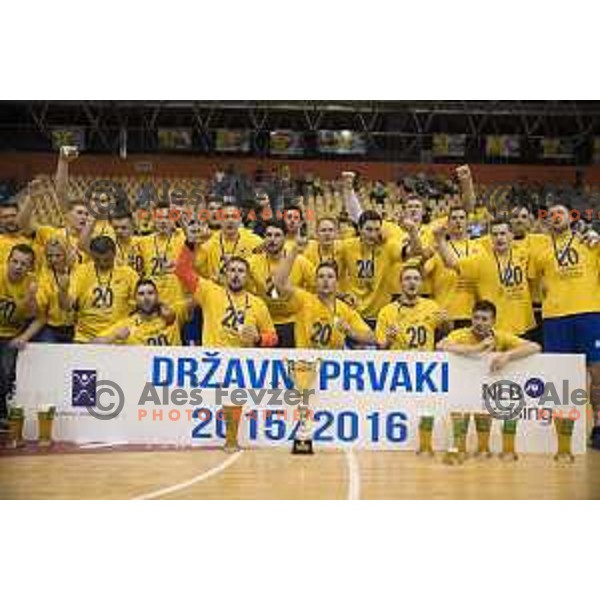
left=1, top=100, right=600, bottom=500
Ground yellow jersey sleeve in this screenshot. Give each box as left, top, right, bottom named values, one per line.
left=375, top=303, right=395, bottom=346
left=0, top=269, right=34, bottom=338
left=97, top=314, right=182, bottom=346
left=457, top=254, right=482, bottom=281
left=443, top=327, right=473, bottom=346
left=285, top=287, right=310, bottom=315
left=172, top=299, right=191, bottom=326
left=192, top=276, right=221, bottom=309
left=96, top=318, right=131, bottom=342
left=382, top=221, right=408, bottom=242
left=294, top=254, right=316, bottom=291
left=494, top=330, right=526, bottom=351
left=253, top=296, right=276, bottom=336
left=193, top=244, right=211, bottom=279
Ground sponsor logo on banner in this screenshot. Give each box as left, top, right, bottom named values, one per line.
left=71, top=370, right=97, bottom=407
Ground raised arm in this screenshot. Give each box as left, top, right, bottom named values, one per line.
left=16, top=179, right=46, bottom=234
left=55, top=146, right=79, bottom=212
left=78, top=215, right=96, bottom=255
left=273, top=238, right=307, bottom=296
left=341, top=171, right=362, bottom=223
left=401, top=218, right=432, bottom=261
left=432, top=224, right=460, bottom=272
left=456, top=165, right=476, bottom=214
left=56, top=271, right=74, bottom=312
left=8, top=318, right=47, bottom=350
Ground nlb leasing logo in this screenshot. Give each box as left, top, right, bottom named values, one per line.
left=482, top=379, right=526, bottom=420
left=482, top=377, right=587, bottom=421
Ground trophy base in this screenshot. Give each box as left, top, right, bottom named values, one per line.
left=292, top=439, right=314, bottom=455
left=474, top=451, right=493, bottom=459
left=443, top=449, right=465, bottom=465
left=223, top=442, right=241, bottom=454
left=38, top=440, right=52, bottom=449
left=499, top=452, right=518, bottom=461
left=416, top=450, right=435, bottom=457
left=554, top=452, right=575, bottom=463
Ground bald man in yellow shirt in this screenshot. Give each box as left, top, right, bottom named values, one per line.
left=529, top=204, right=600, bottom=448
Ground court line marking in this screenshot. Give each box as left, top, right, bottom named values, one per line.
left=131, top=450, right=244, bottom=500
left=79, top=442, right=129, bottom=450
left=345, top=450, right=361, bottom=500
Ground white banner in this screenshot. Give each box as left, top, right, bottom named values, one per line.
left=15, top=345, right=587, bottom=454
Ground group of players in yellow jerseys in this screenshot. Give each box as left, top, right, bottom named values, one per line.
left=1, top=148, right=600, bottom=449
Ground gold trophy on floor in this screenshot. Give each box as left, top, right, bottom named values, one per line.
left=500, top=419, right=518, bottom=461
left=37, top=405, right=56, bottom=448
left=7, top=406, right=25, bottom=449
left=444, top=412, right=469, bottom=465
left=223, top=405, right=243, bottom=453
left=553, top=416, right=575, bottom=462
left=417, top=416, right=435, bottom=456
left=287, top=359, right=321, bottom=455
left=474, top=413, right=493, bottom=457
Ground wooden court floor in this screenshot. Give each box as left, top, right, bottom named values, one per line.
left=1, top=446, right=600, bottom=499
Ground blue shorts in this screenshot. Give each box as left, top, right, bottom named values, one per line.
left=543, top=312, right=600, bottom=363
left=181, top=306, right=203, bottom=346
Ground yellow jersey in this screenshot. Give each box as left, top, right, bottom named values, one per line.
left=425, top=237, right=482, bottom=320
left=284, top=237, right=299, bottom=253
left=194, top=228, right=263, bottom=283
left=192, top=277, right=275, bottom=348
left=69, top=263, right=138, bottom=342
left=443, top=327, right=525, bottom=351
left=380, top=222, right=416, bottom=296
left=303, top=240, right=339, bottom=269
left=381, top=220, right=407, bottom=242
left=286, top=288, right=371, bottom=349
left=36, top=266, right=76, bottom=327
left=337, top=236, right=405, bottom=319
left=97, top=302, right=189, bottom=346
left=115, top=236, right=145, bottom=275
left=458, top=246, right=535, bottom=334
left=0, top=266, right=34, bottom=338
left=512, top=233, right=547, bottom=304
left=529, top=231, right=600, bottom=318
left=248, top=252, right=315, bottom=325
left=376, top=297, right=445, bottom=351
left=139, top=230, right=187, bottom=306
